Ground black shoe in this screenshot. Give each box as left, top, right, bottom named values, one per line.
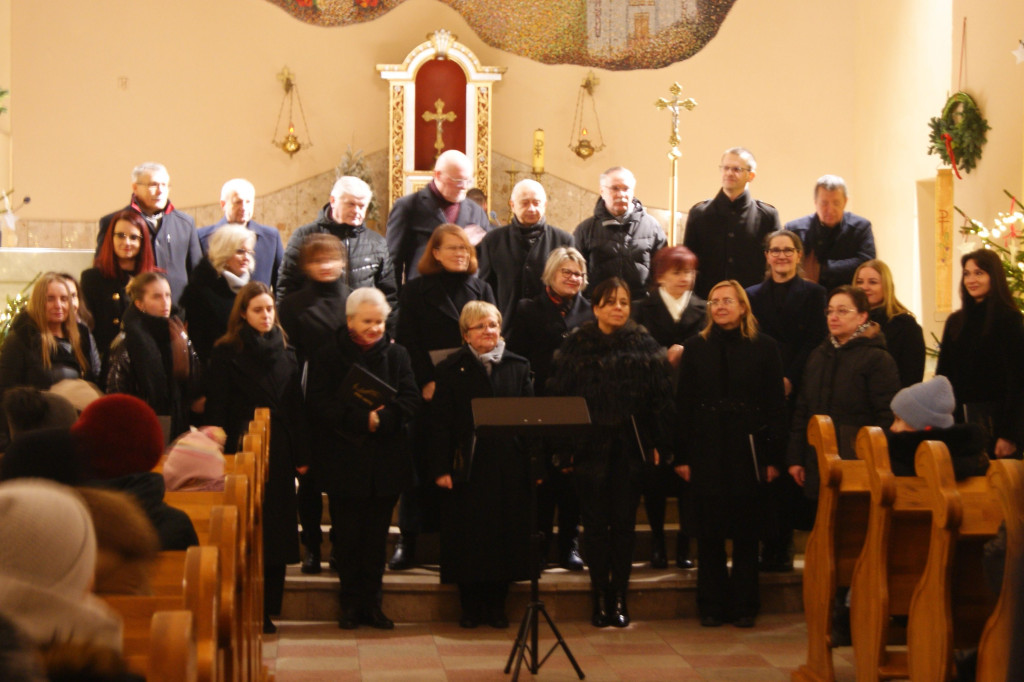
left=590, top=590, right=610, bottom=628
left=560, top=539, right=585, bottom=572
left=676, top=557, right=696, bottom=569
left=649, top=533, right=668, bottom=569
left=609, top=591, right=630, bottom=628
left=301, top=549, right=321, bottom=574
left=459, top=613, right=479, bottom=629
left=337, top=607, right=359, bottom=630
left=700, top=615, right=723, bottom=627
left=263, top=615, right=278, bottom=634
left=360, top=607, right=394, bottom=630
left=388, top=535, right=417, bottom=571
left=676, top=535, right=695, bottom=569
left=734, top=615, right=756, bottom=628
left=488, top=612, right=509, bottom=629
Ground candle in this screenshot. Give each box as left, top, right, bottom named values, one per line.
left=532, top=129, right=545, bottom=174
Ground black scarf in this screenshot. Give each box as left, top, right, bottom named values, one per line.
left=123, top=307, right=176, bottom=416
left=239, top=325, right=291, bottom=402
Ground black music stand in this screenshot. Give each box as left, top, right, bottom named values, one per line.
left=472, top=396, right=589, bottom=681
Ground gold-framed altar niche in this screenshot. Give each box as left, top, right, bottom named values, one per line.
left=377, top=29, right=505, bottom=214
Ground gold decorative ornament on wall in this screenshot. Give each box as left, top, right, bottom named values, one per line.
left=272, top=67, right=313, bottom=157
left=568, top=72, right=605, bottom=160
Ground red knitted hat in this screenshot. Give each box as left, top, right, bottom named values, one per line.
left=70, top=395, right=164, bottom=480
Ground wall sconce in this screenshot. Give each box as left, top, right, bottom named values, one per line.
left=568, top=72, right=605, bottom=160
left=272, top=67, right=313, bottom=157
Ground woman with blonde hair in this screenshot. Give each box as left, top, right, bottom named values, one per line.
left=853, top=259, right=925, bottom=387
left=676, top=280, right=786, bottom=627
left=181, top=224, right=256, bottom=364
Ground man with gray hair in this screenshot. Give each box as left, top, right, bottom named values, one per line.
left=684, top=147, right=781, bottom=298
left=385, top=149, right=491, bottom=289
left=96, top=162, right=201, bottom=303
left=197, top=178, right=284, bottom=289
left=277, top=176, right=396, bottom=307
left=573, top=166, right=667, bottom=297
left=785, top=175, right=875, bottom=292
left=477, top=179, right=573, bottom=330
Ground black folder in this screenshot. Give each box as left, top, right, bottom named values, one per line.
left=340, top=363, right=397, bottom=410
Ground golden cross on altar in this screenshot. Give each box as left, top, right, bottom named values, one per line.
left=654, top=83, right=697, bottom=245
left=422, top=98, right=458, bottom=160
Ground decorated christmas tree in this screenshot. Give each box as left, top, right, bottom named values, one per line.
left=956, top=190, right=1024, bottom=307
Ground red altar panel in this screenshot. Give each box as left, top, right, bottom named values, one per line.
left=414, top=60, right=467, bottom=171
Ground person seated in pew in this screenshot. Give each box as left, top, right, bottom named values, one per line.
left=886, top=375, right=990, bottom=480
left=162, top=426, right=227, bottom=492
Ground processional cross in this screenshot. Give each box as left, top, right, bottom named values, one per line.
left=654, top=83, right=697, bottom=244
left=422, top=98, right=457, bottom=160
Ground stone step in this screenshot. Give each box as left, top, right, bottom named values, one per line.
left=280, top=558, right=805, bottom=623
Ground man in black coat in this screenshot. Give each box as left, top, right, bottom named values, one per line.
left=197, top=178, right=284, bottom=290
left=573, top=166, right=667, bottom=298
left=683, top=148, right=780, bottom=298
left=785, top=175, right=876, bottom=293
left=277, top=176, right=397, bottom=308
left=478, top=179, right=573, bottom=331
left=96, top=162, right=202, bottom=304
left=385, top=150, right=491, bottom=289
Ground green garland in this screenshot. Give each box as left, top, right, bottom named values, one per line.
left=928, top=91, right=990, bottom=174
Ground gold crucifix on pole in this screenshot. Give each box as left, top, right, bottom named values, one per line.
left=422, top=98, right=458, bottom=160
left=654, top=83, right=697, bottom=244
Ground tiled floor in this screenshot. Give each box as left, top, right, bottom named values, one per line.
left=263, top=613, right=857, bottom=681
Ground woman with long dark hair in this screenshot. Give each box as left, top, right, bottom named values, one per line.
left=676, top=280, right=786, bottom=627
left=548, top=277, right=675, bottom=628
left=936, top=248, right=1024, bottom=458
left=80, top=209, right=156, bottom=380
left=854, top=258, right=925, bottom=388
left=205, top=281, right=309, bottom=634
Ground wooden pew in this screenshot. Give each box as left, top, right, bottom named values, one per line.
left=793, top=416, right=871, bottom=682
left=241, top=432, right=267, bottom=682
left=908, top=445, right=1020, bottom=681
left=148, top=610, right=198, bottom=682
left=102, top=544, right=220, bottom=682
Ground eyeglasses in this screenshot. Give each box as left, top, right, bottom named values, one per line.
left=709, top=297, right=737, bottom=307
left=467, top=321, right=500, bottom=332
left=114, top=232, right=142, bottom=243
left=442, top=173, right=473, bottom=188
left=559, top=268, right=584, bottom=280
left=719, top=165, right=751, bottom=174
left=767, top=247, right=797, bottom=256
left=234, top=248, right=255, bottom=257
left=825, top=307, right=857, bottom=316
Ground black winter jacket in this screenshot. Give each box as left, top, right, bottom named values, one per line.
left=573, top=198, right=666, bottom=298
left=179, top=258, right=237, bottom=365
left=870, top=308, right=925, bottom=388
left=506, top=291, right=592, bottom=396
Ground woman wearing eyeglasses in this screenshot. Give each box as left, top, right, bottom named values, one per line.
left=745, top=230, right=827, bottom=571
left=430, top=301, right=533, bottom=629
left=81, top=209, right=158, bottom=382
left=180, top=224, right=256, bottom=365
left=786, top=285, right=900, bottom=496
left=390, top=223, right=496, bottom=570
left=676, top=280, right=786, bottom=628
left=506, top=247, right=593, bottom=572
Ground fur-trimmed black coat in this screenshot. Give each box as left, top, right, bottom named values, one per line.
left=547, top=320, right=675, bottom=461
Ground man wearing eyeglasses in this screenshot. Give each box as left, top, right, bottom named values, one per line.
left=385, top=149, right=491, bottom=290
left=96, top=162, right=202, bottom=303
left=784, top=175, right=875, bottom=292
left=197, top=179, right=284, bottom=290
left=477, top=179, right=573, bottom=331
left=683, top=147, right=780, bottom=299
left=573, top=166, right=667, bottom=298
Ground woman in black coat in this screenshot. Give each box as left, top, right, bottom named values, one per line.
left=204, top=281, right=309, bottom=635
left=548, top=277, right=676, bottom=628
left=180, top=224, right=256, bottom=365
left=631, top=245, right=706, bottom=571
left=676, top=280, right=786, bottom=628
left=81, top=209, right=157, bottom=382
left=390, top=223, right=496, bottom=570
left=305, top=287, right=419, bottom=630
left=786, top=286, right=901, bottom=497
left=936, top=248, right=1024, bottom=458
left=431, top=300, right=533, bottom=629
left=506, top=246, right=592, bottom=572
left=854, top=259, right=925, bottom=388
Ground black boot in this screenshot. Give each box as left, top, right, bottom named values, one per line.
left=649, top=530, right=668, bottom=569
left=676, top=534, right=695, bottom=570
left=608, top=590, right=630, bottom=628
left=388, top=534, right=417, bottom=571
left=559, top=536, right=584, bottom=572
left=301, top=546, right=321, bottom=574
left=590, top=590, right=610, bottom=628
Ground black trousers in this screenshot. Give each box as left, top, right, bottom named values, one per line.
left=331, top=494, right=399, bottom=611
left=574, top=443, right=641, bottom=593
left=537, top=466, right=581, bottom=559
left=265, top=563, right=286, bottom=616
left=696, top=536, right=760, bottom=620
left=298, top=469, right=328, bottom=551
